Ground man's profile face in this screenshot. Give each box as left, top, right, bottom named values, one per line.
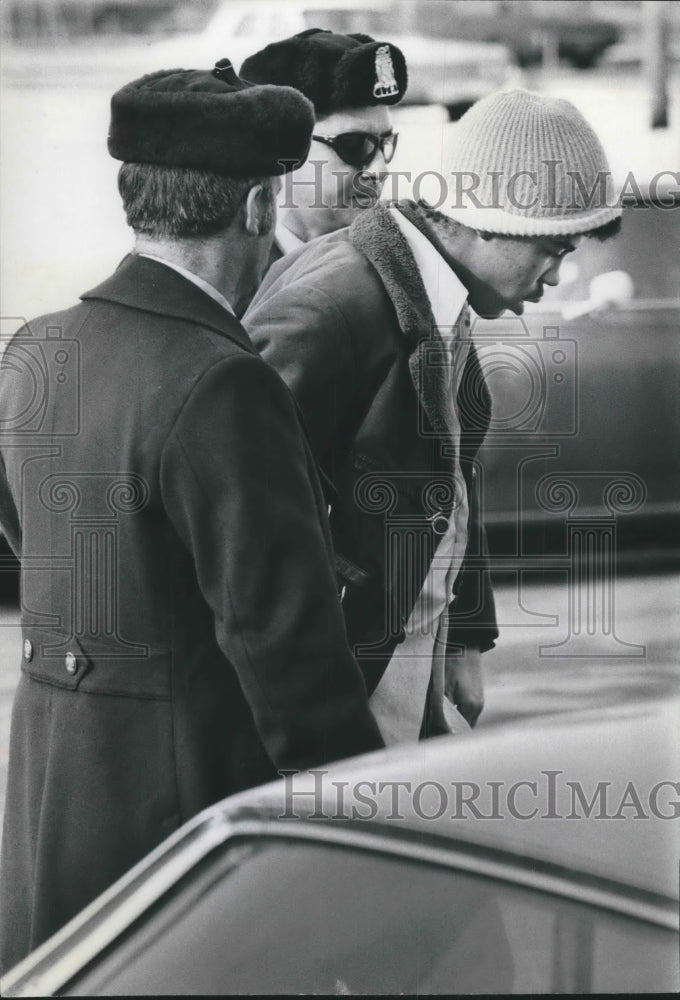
left=468, top=233, right=583, bottom=319
left=282, top=105, right=393, bottom=236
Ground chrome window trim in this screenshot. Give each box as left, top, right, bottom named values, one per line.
left=1, top=814, right=231, bottom=998
left=252, top=819, right=678, bottom=928
left=3, top=812, right=677, bottom=997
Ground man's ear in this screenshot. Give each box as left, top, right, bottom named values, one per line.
left=244, top=184, right=266, bottom=236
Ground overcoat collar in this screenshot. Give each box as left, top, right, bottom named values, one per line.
left=350, top=200, right=435, bottom=352
left=80, top=253, right=257, bottom=355
left=349, top=200, right=465, bottom=438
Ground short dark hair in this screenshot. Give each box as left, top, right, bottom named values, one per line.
left=418, top=200, right=622, bottom=242
left=118, top=163, right=275, bottom=238
left=582, top=216, right=621, bottom=241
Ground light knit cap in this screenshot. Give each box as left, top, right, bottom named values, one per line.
left=427, top=89, right=622, bottom=236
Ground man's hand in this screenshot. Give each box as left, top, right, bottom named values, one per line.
left=444, top=646, right=484, bottom=727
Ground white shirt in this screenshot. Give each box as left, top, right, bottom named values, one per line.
left=137, top=253, right=236, bottom=317
left=368, top=209, right=472, bottom=745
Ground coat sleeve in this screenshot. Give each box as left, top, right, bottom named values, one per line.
left=447, top=343, right=498, bottom=655
left=160, top=352, right=384, bottom=771
left=244, top=283, right=360, bottom=462
left=446, top=471, right=498, bottom=654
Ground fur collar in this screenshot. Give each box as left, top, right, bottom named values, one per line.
left=350, top=200, right=462, bottom=437
left=349, top=200, right=436, bottom=350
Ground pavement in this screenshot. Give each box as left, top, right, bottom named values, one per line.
left=481, top=570, right=680, bottom=724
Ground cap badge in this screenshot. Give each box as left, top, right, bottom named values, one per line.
left=373, top=45, right=399, bottom=99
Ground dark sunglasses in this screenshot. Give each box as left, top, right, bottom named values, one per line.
left=311, top=130, right=399, bottom=169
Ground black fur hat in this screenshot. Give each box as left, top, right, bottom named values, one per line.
left=108, top=59, right=315, bottom=176
left=240, top=28, right=407, bottom=115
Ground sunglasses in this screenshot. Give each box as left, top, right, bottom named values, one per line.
left=311, top=130, right=399, bottom=169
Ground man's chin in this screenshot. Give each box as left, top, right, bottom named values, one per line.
left=475, top=303, right=516, bottom=320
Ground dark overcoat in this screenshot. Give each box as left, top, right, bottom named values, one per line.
left=0, top=254, right=383, bottom=972
left=245, top=201, right=499, bottom=696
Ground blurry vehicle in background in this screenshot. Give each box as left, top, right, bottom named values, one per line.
left=1, top=0, right=514, bottom=120
left=0, top=0, right=181, bottom=40
left=1, top=0, right=621, bottom=70
left=475, top=187, right=680, bottom=569
left=416, top=0, right=621, bottom=69
left=2, top=699, right=678, bottom=995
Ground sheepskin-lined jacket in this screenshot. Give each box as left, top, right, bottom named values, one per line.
left=245, top=201, right=498, bottom=695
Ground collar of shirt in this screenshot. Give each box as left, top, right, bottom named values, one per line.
left=137, top=253, right=236, bottom=317
left=388, top=207, right=468, bottom=341
left=274, top=220, right=306, bottom=256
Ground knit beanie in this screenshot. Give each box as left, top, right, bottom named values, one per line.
left=425, top=89, right=621, bottom=236
left=240, top=28, right=407, bottom=115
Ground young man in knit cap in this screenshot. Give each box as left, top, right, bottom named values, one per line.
left=0, top=60, right=384, bottom=972
left=240, top=28, right=407, bottom=265
left=245, top=89, right=622, bottom=745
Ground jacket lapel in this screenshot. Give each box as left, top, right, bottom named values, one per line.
left=80, top=254, right=258, bottom=355
left=349, top=202, right=452, bottom=438
left=350, top=201, right=432, bottom=350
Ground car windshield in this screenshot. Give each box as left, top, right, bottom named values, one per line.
left=65, top=836, right=677, bottom=995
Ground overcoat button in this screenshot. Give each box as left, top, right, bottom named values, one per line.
left=23, top=639, right=33, bottom=662
left=65, top=652, right=77, bottom=675
left=432, top=514, right=449, bottom=535
left=426, top=509, right=449, bottom=536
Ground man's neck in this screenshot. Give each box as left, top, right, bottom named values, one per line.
left=395, top=202, right=482, bottom=308
left=278, top=206, right=349, bottom=242
left=133, top=233, right=261, bottom=317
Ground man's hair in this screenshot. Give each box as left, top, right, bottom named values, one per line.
left=418, top=201, right=622, bottom=242
left=118, top=163, right=276, bottom=238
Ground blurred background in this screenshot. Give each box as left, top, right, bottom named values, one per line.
left=0, top=1, right=679, bottom=811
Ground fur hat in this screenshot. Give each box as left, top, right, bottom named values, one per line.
left=108, top=59, right=315, bottom=176
left=240, top=28, right=407, bottom=115
left=422, top=89, right=622, bottom=236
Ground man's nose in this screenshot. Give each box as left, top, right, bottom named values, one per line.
left=362, top=149, right=389, bottom=186
left=542, top=260, right=563, bottom=287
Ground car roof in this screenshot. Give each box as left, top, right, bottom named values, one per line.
left=228, top=699, right=679, bottom=901
left=3, top=700, right=676, bottom=997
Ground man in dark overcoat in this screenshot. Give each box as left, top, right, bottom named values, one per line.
left=244, top=89, right=622, bottom=745
left=0, top=61, right=384, bottom=973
